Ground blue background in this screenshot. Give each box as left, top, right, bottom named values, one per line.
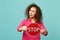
left=0, top=0, right=60, bottom=40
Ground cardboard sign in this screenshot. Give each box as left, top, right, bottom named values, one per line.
left=27, top=23, right=40, bottom=36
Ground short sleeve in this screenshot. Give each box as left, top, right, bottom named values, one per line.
left=17, top=19, right=26, bottom=31
left=40, top=22, right=48, bottom=35
left=40, top=22, right=46, bottom=30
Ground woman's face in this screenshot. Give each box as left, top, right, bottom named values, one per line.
left=29, top=7, right=37, bottom=19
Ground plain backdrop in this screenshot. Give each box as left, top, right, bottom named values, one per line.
left=0, top=0, right=60, bottom=40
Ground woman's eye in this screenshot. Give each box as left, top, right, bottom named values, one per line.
left=32, top=11, right=35, bottom=12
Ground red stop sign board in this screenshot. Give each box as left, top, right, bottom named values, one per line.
left=27, top=23, right=40, bottom=36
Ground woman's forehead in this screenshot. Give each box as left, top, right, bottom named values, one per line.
left=30, top=7, right=37, bottom=11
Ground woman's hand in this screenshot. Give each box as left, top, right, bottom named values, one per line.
left=40, top=29, right=48, bottom=36
left=18, top=26, right=27, bottom=32
left=22, top=26, right=27, bottom=31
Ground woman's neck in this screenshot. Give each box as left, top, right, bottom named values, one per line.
left=30, top=18, right=37, bottom=23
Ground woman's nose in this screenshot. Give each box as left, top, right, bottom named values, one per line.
left=30, top=11, right=32, bottom=14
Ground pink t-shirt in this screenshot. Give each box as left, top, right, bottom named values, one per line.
left=17, top=18, right=47, bottom=40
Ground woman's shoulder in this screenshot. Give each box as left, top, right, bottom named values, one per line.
left=22, top=18, right=28, bottom=22
left=38, top=21, right=44, bottom=25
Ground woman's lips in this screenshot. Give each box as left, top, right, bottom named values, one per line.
left=30, top=15, right=32, bottom=16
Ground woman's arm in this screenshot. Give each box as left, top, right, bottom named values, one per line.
left=17, top=19, right=27, bottom=32
left=17, top=26, right=27, bottom=32
left=40, top=22, right=48, bottom=36
left=40, top=29, right=48, bottom=36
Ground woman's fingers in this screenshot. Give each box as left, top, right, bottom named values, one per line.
left=22, top=26, right=27, bottom=31
left=40, top=29, right=48, bottom=36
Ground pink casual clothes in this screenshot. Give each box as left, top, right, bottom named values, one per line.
left=17, top=18, right=48, bottom=40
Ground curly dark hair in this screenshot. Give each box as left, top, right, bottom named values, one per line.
left=25, top=3, right=43, bottom=23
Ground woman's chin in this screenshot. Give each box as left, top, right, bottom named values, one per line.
left=29, top=16, right=34, bottom=19
left=30, top=17, right=33, bottom=19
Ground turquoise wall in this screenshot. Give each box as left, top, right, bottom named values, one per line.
left=0, top=0, right=60, bottom=40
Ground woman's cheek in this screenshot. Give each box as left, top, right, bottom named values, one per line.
left=32, top=12, right=36, bottom=17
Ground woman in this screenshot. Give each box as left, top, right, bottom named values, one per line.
left=17, top=3, right=48, bottom=40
